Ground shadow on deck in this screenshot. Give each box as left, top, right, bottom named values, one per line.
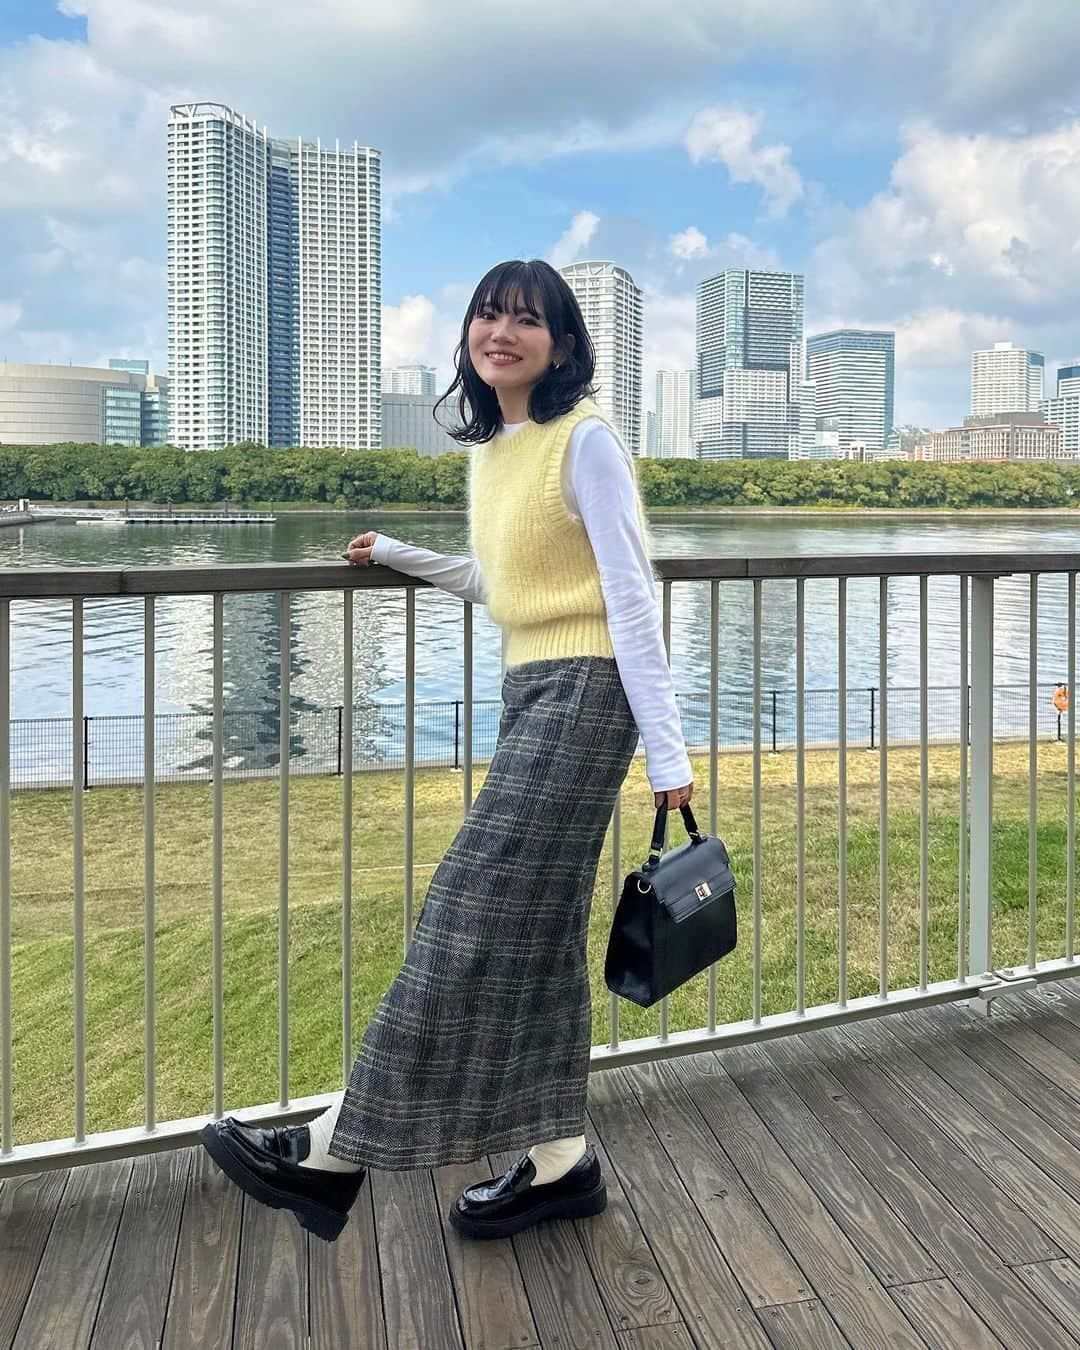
left=3, top=982, right=1080, bottom=1349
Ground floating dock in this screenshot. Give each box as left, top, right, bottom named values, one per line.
left=20, top=504, right=276, bottom=525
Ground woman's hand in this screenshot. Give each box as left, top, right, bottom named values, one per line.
left=654, top=781, right=693, bottom=810
left=343, top=530, right=378, bottom=566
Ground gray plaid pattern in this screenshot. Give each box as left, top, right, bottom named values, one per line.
left=329, top=655, right=639, bottom=1170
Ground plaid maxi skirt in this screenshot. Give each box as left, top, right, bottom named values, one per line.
left=328, top=654, right=640, bottom=1170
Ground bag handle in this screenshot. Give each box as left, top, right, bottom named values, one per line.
left=644, top=801, right=703, bottom=869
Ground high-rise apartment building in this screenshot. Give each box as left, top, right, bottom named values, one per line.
left=655, top=369, right=696, bottom=459
left=805, top=329, right=894, bottom=452
left=970, top=342, right=1044, bottom=418
left=384, top=364, right=437, bottom=396
left=696, top=269, right=804, bottom=459
left=168, top=102, right=381, bottom=451
left=558, top=261, right=643, bottom=455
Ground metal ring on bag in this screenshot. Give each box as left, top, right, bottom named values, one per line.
left=636, top=878, right=652, bottom=893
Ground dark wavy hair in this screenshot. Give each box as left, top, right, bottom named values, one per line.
left=433, top=259, right=597, bottom=445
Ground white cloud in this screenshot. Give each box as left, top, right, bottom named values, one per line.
left=548, top=211, right=600, bottom=270
left=667, top=226, right=779, bottom=271
left=669, top=227, right=709, bottom=261
left=381, top=294, right=437, bottom=369
left=685, top=106, right=803, bottom=218
left=0, top=301, right=22, bottom=333
left=814, top=117, right=1080, bottom=317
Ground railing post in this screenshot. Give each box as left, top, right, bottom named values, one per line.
left=453, top=700, right=461, bottom=770
left=869, top=687, right=875, bottom=751
left=770, top=690, right=777, bottom=754
left=83, top=715, right=90, bottom=791
left=335, top=705, right=343, bottom=776
left=969, top=574, right=995, bottom=1002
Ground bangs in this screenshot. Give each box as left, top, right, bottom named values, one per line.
left=477, top=267, right=546, bottom=323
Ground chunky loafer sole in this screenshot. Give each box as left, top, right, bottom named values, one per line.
left=449, top=1178, right=607, bottom=1239
left=198, top=1121, right=356, bottom=1243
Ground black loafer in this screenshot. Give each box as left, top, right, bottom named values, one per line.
left=448, top=1144, right=607, bottom=1239
left=198, top=1117, right=367, bottom=1242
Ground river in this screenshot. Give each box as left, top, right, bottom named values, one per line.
left=1, top=511, right=1078, bottom=783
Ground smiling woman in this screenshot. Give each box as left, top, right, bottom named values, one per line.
left=432, top=257, right=599, bottom=441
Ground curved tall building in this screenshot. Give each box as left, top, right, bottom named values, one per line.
left=557, top=261, right=643, bottom=455
left=167, top=102, right=381, bottom=451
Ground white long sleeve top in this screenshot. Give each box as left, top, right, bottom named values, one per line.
left=368, top=416, right=693, bottom=793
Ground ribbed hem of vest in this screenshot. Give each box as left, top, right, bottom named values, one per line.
left=505, top=616, right=615, bottom=668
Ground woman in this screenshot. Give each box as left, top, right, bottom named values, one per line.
left=199, top=259, right=694, bottom=1244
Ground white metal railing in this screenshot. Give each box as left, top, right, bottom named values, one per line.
left=0, top=553, right=1078, bottom=1175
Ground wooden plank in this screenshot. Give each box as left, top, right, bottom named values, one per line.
left=1042, top=979, right=1080, bottom=1029
left=1013, top=1260, right=1080, bottom=1343
left=90, top=1147, right=190, bottom=1348
left=763, top=1032, right=1077, bottom=1350
left=722, top=1041, right=939, bottom=1287
left=777, top=1027, right=1060, bottom=1265
left=929, top=1003, right=1080, bottom=1148
left=832, top=1015, right=1080, bottom=1261
left=162, top=1146, right=242, bottom=1350
left=487, top=1146, right=619, bottom=1349
left=615, top=1322, right=695, bottom=1348
left=431, top=1160, right=538, bottom=1350
left=11, top=1157, right=131, bottom=1350
left=889, top=1279, right=1005, bottom=1350
left=232, top=1192, right=307, bottom=1347
left=975, top=997, right=1080, bottom=1103
left=614, top=1056, right=814, bottom=1307
left=1012, top=989, right=1080, bottom=1069
left=370, top=1165, right=463, bottom=1350
left=310, top=1177, right=388, bottom=1350
left=588, top=1063, right=772, bottom=1348
left=0, top=1168, right=70, bottom=1345
left=885, top=1007, right=1080, bottom=1202
left=754, top=1300, right=849, bottom=1350
left=658, top=1050, right=924, bottom=1349
left=580, top=1110, right=683, bottom=1334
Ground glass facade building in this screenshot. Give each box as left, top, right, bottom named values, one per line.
left=805, top=329, right=895, bottom=452
left=695, top=269, right=804, bottom=460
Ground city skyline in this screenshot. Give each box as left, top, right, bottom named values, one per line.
left=2, top=3, right=1080, bottom=432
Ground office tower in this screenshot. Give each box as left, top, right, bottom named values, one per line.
left=168, top=102, right=380, bottom=451
left=655, top=369, right=696, bottom=459
left=644, top=408, right=657, bottom=457
left=695, top=269, right=804, bottom=459
left=805, top=329, right=894, bottom=452
left=384, top=364, right=437, bottom=396
left=558, top=261, right=643, bottom=455
left=0, top=363, right=169, bottom=446
left=1041, top=363, right=1080, bottom=457
left=970, top=342, right=1044, bottom=417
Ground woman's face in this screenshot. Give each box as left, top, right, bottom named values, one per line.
left=467, top=289, right=567, bottom=396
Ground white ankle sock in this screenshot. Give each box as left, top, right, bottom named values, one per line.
left=299, top=1089, right=365, bottom=1172
left=526, top=1134, right=587, bottom=1184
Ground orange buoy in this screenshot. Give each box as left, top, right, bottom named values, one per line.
left=1053, top=685, right=1069, bottom=712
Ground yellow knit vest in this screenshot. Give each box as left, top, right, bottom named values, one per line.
left=469, top=396, right=658, bottom=669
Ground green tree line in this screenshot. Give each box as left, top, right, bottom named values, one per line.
left=1, top=440, right=1079, bottom=509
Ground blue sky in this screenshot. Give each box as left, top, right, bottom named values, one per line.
left=2, top=1, right=1080, bottom=428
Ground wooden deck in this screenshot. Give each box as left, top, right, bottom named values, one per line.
left=3, top=980, right=1080, bottom=1349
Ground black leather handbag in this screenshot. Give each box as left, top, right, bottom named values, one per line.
left=604, top=801, right=737, bottom=1008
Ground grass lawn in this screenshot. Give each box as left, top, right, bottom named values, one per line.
left=7, top=739, right=1075, bottom=1147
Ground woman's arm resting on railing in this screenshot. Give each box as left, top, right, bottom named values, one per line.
left=369, top=533, right=487, bottom=606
